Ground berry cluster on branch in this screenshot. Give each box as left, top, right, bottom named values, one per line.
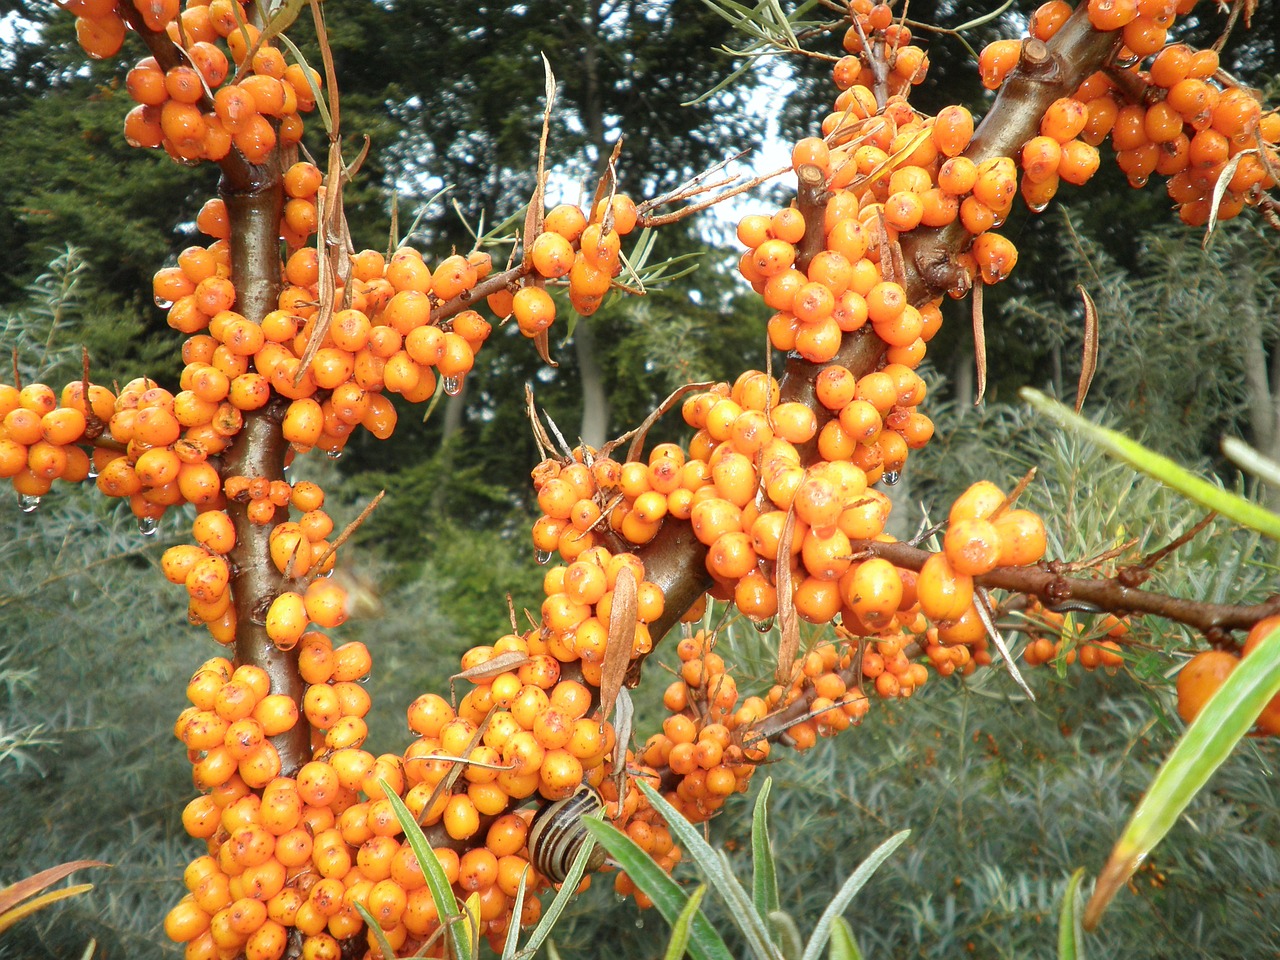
left=8, top=0, right=1277, bottom=957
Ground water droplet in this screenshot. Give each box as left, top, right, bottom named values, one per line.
left=442, top=376, right=462, bottom=397
left=17, top=494, right=40, bottom=513
left=87, top=462, right=100, bottom=479
left=154, top=295, right=173, bottom=309
left=753, top=616, right=776, bottom=633
left=881, top=470, right=901, bottom=486
left=535, top=550, right=553, bottom=565
left=137, top=515, right=160, bottom=536
left=1114, top=51, right=1140, bottom=68
left=325, top=449, right=344, bottom=460
left=1129, top=175, right=1148, bottom=189
left=634, top=917, right=644, bottom=929
left=1027, top=199, right=1050, bottom=214
left=282, top=462, right=291, bottom=476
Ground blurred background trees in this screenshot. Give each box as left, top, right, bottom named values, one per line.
left=1, top=0, right=1278, bottom=956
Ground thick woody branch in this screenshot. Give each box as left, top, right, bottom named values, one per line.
left=901, top=8, right=1123, bottom=303
left=221, top=175, right=312, bottom=776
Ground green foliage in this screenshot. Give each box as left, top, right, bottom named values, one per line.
left=1003, top=213, right=1280, bottom=462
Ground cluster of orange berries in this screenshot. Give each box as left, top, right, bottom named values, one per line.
left=983, top=0, right=1278, bottom=225
left=169, top=650, right=447, bottom=959
left=0, top=380, right=109, bottom=506
left=1176, top=615, right=1280, bottom=736
left=81, top=0, right=323, bottom=166
left=509, top=195, right=640, bottom=335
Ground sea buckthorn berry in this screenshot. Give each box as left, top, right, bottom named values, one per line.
left=950, top=480, right=1005, bottom=523
left=933, top=105, right=975, bottom=156
left=977, top=40, right=1020, bottom=90
left=917, top=552, right=975, bottom=621
left=1088, top=0, right=1138, bottom=30
left=1175, top=650, right=1237, bottom=723
left=1041, top=98, right=1088, bottom=143
left=971, top=232, right=1018, bottom=285
left=993, top=509, right=1048, bottom=566
left=1058, top=140, right=1100, bottom=186
left=944, top=518, right=1002, bottom=576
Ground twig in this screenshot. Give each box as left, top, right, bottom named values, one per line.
left=304, top=490, right=386, bottom=584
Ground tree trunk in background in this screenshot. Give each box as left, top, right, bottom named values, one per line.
left=576, top=320, right=609, bottom=449
left=432, top=381, right=467, bottom=514
left=573, top=0, right=611, bottom=452
left=1240, top=294, right=1280, bottom=511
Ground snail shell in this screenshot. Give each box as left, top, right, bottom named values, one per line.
left=527, top=783, right=607, bottom=884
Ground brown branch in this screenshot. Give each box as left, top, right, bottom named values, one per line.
left=853, top=538, right=1280, bottom=639
left=429, top=261, right=533, bottom=325
left=900, top=13, right=1123, bottom=304
left=221, top=173, right=312, bottom=777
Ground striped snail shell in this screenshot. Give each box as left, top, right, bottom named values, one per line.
left=527, top=783, right=607, bottom=884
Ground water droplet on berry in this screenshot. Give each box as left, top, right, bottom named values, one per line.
left=1114, top=51, right=1140, bottom=68
left=442, top=376, right=462, bottom=397
left=754, top=616, right=776, bottom=633
left=535, top=550, right=553, bottom=565
left=1027, top=199, right=1050, bottom=214
left=326, top=449, right=344, bottom=460
left=881, top=470, right=901, bottom=485
left=17, top=494, right=40, bottom=513
left=87, top=462, right=100, bottom=479
left=137, top=515, right=160, bottom=536
left=1129, top=175, right=1149, bottom=188
left=154, top=295, right=173, bottom=309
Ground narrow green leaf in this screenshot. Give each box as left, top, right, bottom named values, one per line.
left=799, top=831, right=911, bottom=960
left=276, top=36, right=332, bottom=134
left=1021, top=389, right=1280, bottom=540
left=750, top=778, right=779, bottom=939
left=664, top=885, right=708, bottom=960
left=516, top=811, right=604, bottom=959
left=826, top=918, right=864, bottom=960
left=582, top=820, right=735, bottom=960
left=1084, top=625, right=1280, bottom=929
left=768, top=910, right=804, bottom=959
left=500, top=863, right=530, bottom=960
left=1058, top=868, right=1087, bottom=960
left=635, top=781, right=783, bottom=960
left=379, top=780, right=473, bottom=960
left=1221, top=436, right=1280, bottom=491
left=355, top=902, right=399, bottom=960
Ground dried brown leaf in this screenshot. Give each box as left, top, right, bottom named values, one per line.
left=774, top=505, right=800, bottom=685
left=1075, top=284, right=1098, bottom=413
left=599, top=565, right=638, bottom=720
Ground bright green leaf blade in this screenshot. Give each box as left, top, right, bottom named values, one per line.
left=826, top=918, right=864, bottom=960
left=1084, top=625, right=1280, bottom=929
left=635, top=780, right=783, bottom=960
left=1021, top=389, right=1280, bottom=540
left=582, top=820, right=735, bottom=960
left=0, top=884, right=95, bottom=935
left=517, top=813, right=603, bottom=959
left=664, top=884, right=708, bottom=960
left=750, top=778, right=779, bottom=940
left=1058, top=868, right=1087, bottom=960
left=379, top=779, right=473, bottom=960
left=768, top=910, right=804, bottom=959
left=501, top=863, right=530, bottom=960
left=355, top=902, right=399, bottom=960
left=799, top=830, right=910, bottom=960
